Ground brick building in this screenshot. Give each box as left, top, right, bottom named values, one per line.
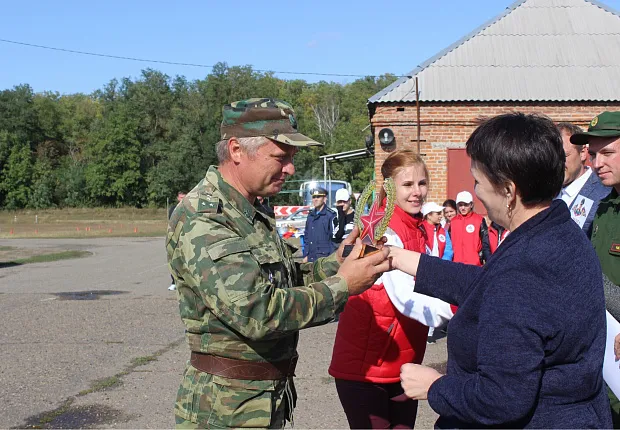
left=368, top=0, right=620, bottom=207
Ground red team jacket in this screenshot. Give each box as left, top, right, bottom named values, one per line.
left=329, top=205, right=430, bottom=383
left=421, top=220, right=447, bottom=258
left=450, top=212, right=490, bottom=266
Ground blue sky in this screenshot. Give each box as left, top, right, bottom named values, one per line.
left=2, top=0, right=620, bottom=94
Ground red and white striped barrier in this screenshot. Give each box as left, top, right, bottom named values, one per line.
left=274, top=205, right=310, bottom=218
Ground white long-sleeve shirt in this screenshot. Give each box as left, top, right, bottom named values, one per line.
left=379, top=227, right=454, bottom=328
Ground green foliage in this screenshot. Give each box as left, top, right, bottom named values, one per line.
left=0, top=142, right=33, bottom=209
left=0, top=65, right=397, bottom=209
left=30, top=158, right=56, bottom=209
left=55, top=161, right=89, bottom=207
left=0, top=84, right=41, bottom=145
left=85, top=106, right=143, bottom=206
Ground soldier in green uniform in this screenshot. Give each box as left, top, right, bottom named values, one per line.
left=166, top=98, right=391, bottom=429
left=571, top=111, right=620, bottom=427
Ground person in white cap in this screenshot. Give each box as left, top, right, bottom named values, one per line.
left=451, top=191, right=491, bottom=266
left=332, top=188, right=355, bottom=245
left=421, top=202, right=456, bottom=344
left=421, top=202, right=453, bottom=261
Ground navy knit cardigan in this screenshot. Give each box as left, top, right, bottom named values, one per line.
left=416, top=200, right=611, bottom=428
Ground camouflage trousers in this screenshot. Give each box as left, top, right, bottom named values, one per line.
left=174, top=364, right=296, bottom=429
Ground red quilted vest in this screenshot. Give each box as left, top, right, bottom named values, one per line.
left=421, top=220, right=447, bottom=258
left=450, top=212, right=484, bottom=266
left=328, top=205, right=430, bottom=383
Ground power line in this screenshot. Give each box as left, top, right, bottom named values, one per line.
left=0, top=38, right=401, bottom=79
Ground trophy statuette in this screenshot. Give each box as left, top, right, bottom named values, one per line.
left=342, top=178, right=396, bottom=258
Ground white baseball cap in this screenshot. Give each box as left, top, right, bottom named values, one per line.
left=456, top=191, right=473, bottom=204
left=422, top=202, right=445, bottom=217
left=335, top=189, right=351, bottom=201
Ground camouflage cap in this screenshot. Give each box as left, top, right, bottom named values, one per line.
left=220, top=98, right=322, bottom=147
left=570, top=111, right=620, bottom=145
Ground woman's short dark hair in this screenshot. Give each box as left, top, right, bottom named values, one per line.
left=466, top=113, right=564, bottom=206
left=442, top=199, right=457, bottom=211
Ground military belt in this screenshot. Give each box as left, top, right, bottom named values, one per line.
left=190, top=352, right=298, bottom=380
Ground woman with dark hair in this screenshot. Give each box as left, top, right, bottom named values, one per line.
left=388, top=113, right=611, bottom=428
left=441, top=199, right=457, bottom=232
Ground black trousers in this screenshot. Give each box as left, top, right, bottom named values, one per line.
left=335, top=379, right=418, bottom=429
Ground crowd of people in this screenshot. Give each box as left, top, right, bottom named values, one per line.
left=166, top=97, right=620, bottom=429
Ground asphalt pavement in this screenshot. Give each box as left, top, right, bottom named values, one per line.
left=0, top=237, right=445, bottom=429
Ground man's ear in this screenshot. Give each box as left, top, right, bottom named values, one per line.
left=579, top=145, right=588, bottom=163
left=228, top=137, right=243, bottom=164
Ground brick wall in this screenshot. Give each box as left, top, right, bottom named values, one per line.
left=369, top=102, right=620, bottom=203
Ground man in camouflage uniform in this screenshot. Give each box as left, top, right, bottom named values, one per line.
left=166, top=98, right=390, bottom=429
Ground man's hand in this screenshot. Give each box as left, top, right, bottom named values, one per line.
left=336, top=238, right=391, bottom=295
left=336, top=226, right=360, bottom=265
left=394, top=363, right=442, bottom=401
left=302, top=256, right=308, bottom=263
left=614, top=332, right=620, bottom=361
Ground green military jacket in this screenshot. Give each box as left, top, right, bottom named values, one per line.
left=591, top=188, right=620, bottom=285
left=166, top=166, right=349, bottom=364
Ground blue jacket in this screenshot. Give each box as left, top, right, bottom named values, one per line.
left=568, top=170, right=611, bottom=238
left=303, top=205, right=336, bottom=262
left=416, top=200, right=611, bottom=428
left=441, top=231, right=453, bottom=261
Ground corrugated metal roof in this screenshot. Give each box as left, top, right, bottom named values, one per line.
left=369, top=0, right=620, bottom=103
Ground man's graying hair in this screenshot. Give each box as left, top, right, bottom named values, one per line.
left=216, top=136, right=269, bottom=163
left=557, top=122, right=583, bottom=136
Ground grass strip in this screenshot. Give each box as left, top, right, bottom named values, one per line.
left=78, top=375, right=125, bottom=396
left=131, top=355, right=157, bottom=366
left=1, top=231, right=165, bottom=239
left=38, top=398, right=75, bottom=426
left=11, top=250, right=92, bottom=264
left=76, top=341, right=182, bottom=397
left=18, top=337, right=185, bottom=428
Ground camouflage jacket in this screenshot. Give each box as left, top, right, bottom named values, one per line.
left=166, top=166, right=349, bottom=365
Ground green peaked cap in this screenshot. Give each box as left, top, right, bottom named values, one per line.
left=571, top=111, right=620, bottom=145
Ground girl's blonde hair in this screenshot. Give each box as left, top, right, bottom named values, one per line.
left=381, top=150, right=428, bottom=180
left=377, top=150, right=429, bottom=203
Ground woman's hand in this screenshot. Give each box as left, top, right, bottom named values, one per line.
left=388, top=246, right=422, bottom=276
left=398, top=363, right=442, bottom=400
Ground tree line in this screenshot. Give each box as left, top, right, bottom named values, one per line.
left=0, top=62, right=396, bottom=209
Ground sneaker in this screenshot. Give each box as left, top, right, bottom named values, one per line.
left=168, top=284, right=176, bottom=291
left=427, top=337, right=436, bottom=344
